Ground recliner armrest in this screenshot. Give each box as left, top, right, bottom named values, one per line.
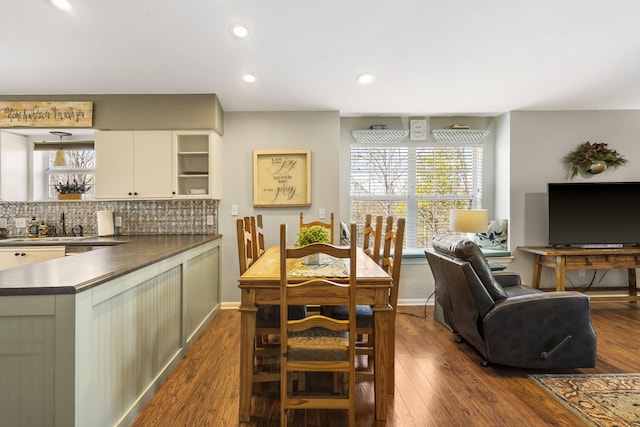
left=493, top=271, right=521, bottom=287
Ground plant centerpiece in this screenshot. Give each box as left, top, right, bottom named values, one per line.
left=563, top=141, right=627, bottom=179
left=54, top=178, right=91, bottom=200
left=298, top=225, right=331, bottom=264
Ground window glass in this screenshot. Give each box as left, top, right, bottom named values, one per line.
left=350, top=143, right=483, bottom=248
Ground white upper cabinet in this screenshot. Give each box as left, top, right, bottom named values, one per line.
left=173, top=131, right=221, bottom=199
left=0, top=131, right=28, bottom=201
left=95, top=130, right=173, bottom=199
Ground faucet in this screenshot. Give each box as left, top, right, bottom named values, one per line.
left=61, top=211, right=66, bottom=236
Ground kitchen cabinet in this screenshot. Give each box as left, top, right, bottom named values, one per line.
left=0, top=246, right=65, bottom=270
left=0, top=131, right=28, bottom=201
left=174, top=131, right=221, bottom=199
left=94, top=130, right=173, bottom=199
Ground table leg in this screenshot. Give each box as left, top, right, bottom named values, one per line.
left=628, top=268, right=637, bottom=298
left=555, top=256, right=566, bottom=291
left=238, top=290, right=257, bottom=423
left=532, top=255, right=542, bottom=289
left=373, top=304, right=392, bottom=421
left=387, top=311, right=396, bottom=395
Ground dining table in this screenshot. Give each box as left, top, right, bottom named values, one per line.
left=238, top=245, right=394, bottom=422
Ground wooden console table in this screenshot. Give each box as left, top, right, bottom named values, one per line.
left=518, top=246, right=640, bottom=302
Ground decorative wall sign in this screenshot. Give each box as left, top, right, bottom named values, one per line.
left=410, top=119, right=427, bottom=140
left=253, top=149, right=311, bottom=207
left=0, top=101, right=93, bottom=127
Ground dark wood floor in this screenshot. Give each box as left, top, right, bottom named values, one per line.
left=131, top=302, right=640, bottom=426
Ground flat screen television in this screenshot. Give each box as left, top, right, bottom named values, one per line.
left=547, top=182, right=640, bottom=248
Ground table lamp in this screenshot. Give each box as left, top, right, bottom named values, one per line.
left=449, top=209, right=488, bottom=237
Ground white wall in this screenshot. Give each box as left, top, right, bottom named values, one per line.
left=507, top=110, right=640, bottom=287
left=219, top=111, right=341, bottom=303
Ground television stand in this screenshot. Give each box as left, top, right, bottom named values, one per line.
left=518, top=246, right=640, bottom=302
left=571, top=243, right=624, bottom=249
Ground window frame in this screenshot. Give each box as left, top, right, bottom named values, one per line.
left=349, top=140, right=484, bottom=249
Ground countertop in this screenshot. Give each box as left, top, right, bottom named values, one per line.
left=0, top=234, right=222, bottom=296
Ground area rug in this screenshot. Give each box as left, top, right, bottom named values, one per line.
left=529, top=373, right=640, bottom=427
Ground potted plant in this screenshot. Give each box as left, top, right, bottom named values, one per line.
left=298, top=225, right=330, bottom=264
left=54, top=178, right=91, bottom=200
left=563, top=141, right=627, bottom=179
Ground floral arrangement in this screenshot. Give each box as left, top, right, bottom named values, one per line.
left=54, top=178, right=91, bottom=194
left=563, top=141, right=627, bottom=179
left=298, top=225, right=330, bottom=246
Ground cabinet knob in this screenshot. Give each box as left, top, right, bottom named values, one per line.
left=15, top=252, right=26, bottom=257
left=128, top=192, right=133, bottom=196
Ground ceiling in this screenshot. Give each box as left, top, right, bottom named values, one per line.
left=3, top=0, right=640, bottom=117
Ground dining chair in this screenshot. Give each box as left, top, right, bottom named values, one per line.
left=236, top=217, right=281, bottom=385
left=362, top=214, right=383, bottom=263
left=236, top=217, right=256, bottom=274
left=300, top=212, right=335, bottom=244
left=329, top=216, right=405, bottom=382
left=250, top=214, right=266, bottom=261
left=279, top=222, right=357, bottom=426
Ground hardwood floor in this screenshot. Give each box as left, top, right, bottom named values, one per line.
left=131, top=302, right=640, bottom=426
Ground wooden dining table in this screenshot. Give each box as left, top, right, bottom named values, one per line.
left=238, top=245, right=393, bottom=422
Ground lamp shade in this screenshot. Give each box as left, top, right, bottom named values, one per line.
left=449, top=209, right=488, bottom=233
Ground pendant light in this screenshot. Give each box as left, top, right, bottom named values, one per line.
left=50, top=131, right=71, bottom=167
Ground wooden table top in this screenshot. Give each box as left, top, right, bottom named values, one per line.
left=238, top=246, right=391, bottom=288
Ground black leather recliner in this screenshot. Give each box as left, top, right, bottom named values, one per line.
left=425, top=234, right=597, bottom=369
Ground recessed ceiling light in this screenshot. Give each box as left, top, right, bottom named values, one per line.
left=356, top=72, right=375, bottom=85
left=230, top=25, right=249, bottom=39
left=51, top=0, right=72, bottom=11
left=243, top=74, right=256, bottom=83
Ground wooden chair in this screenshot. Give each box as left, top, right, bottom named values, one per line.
left=236, top=216, right=282, bottom=385
left=362, top=214, right=383, bottom=263
left=300, top=212, right=335, bottom=244
left=339, top=217, right=405, bottom=382
left=279, top=222, right=357, bottom=426
left=236, top=217, right=256, bottom=275
left=250, top=214, right=266, bottom=261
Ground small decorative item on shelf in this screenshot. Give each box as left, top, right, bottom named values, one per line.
left=54, top=178, right=91, bottom=200
left=563, top=141, right=627, bottom=179
left=298, top=225, right=330, bottom=264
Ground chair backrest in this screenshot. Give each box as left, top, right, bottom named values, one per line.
left=362, top=214, right=383, bottom=263
left=279, top=222, right=357, bottom=424
left=236, top=217, right=256, bottom=274
left=382, top=217, right=405, bottom=310
left=249, top=215, right=266, bottom=260
left=300, top=212, right=335, bottom=244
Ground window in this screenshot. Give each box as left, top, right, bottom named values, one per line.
left=350, top=142, right=483, bottom=249
left=33, top=148, right=95, bottom=200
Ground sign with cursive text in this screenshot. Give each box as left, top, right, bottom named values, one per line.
left=253, top=149, right=311, bottom=207
left=0, top=101, right=93, bottom=127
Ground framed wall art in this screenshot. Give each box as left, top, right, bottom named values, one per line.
left=253, top=149, right=311, bottom=207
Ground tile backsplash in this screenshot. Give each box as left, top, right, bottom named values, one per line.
left=0, top=199, right=218, bottom=237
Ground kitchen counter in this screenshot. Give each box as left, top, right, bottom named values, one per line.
left=0, top=233, right=222, bottom=426
left=0, top=234, right=221, bottom=295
